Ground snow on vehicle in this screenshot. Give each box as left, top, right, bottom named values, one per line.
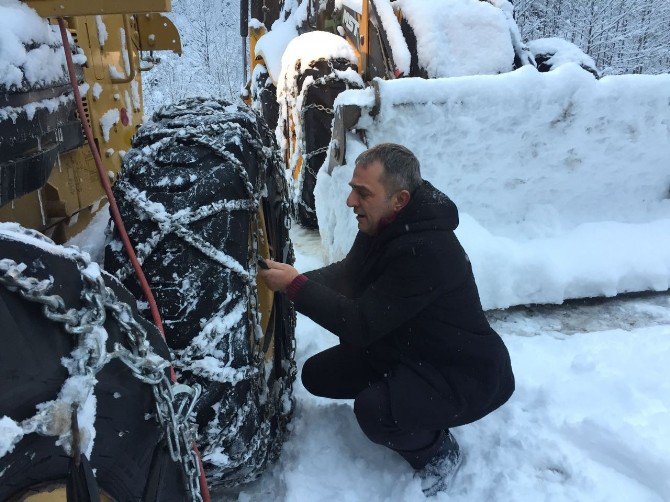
left=243, top=0, right=670, bottom=308
left=1, top=1, right=295, bottom=499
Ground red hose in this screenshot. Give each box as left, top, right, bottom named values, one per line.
left=58, top=18, right=211, bottom=502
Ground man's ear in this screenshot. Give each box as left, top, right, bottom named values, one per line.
left=394, top=190, right=411, bottom=212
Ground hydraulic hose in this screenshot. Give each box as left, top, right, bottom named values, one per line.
left=57, top=18, right=210, bottom=502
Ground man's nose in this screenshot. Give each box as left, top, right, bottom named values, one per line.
left=346, top=191, right=356, bottom=207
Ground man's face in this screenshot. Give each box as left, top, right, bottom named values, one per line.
left=346, top=160, right=396, bottom=235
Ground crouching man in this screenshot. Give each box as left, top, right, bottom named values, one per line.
left=259, top=143, right=514, bottom=495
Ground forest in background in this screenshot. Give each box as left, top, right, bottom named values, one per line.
left=142, top=0, right=670, bottom=115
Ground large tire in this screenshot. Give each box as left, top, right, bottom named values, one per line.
left=104, top=98, right=297, bottom=488
left=0, top=225, right=189, bottom=501
left=293, top=57, right=361, bottom=229
left=0, top=14, right=84, bottom=207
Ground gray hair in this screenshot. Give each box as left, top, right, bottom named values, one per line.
left=355, top=143, right=422, bottom=195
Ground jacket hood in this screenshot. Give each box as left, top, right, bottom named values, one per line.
left=381, top=181, right=459, bottom=241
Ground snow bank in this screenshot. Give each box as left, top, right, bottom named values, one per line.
left=394, top=0, right=515, bottom=77
left=316, top=65, right=670, bottom=308
left=0, top=0, right=69, bottom=91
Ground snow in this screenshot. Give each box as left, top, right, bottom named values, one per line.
left=95, top=15, right=108, bottom=47
left=232, top=228, right=670, bottom=501
left=99, top=108, right=120, bottom=142
left=337, top=0, right=363, bottom=13
left=370, top=0, right=411, bottom=75
left=124, top=90, right=134, bottom=125
left=316, top=64, right=670, bottom=309
left=280, top=32, right=359, bottom=80
left=249, top=18, right=265, bottom=30
left=0, top=92, right=73, bottom=123
left=529, top=37, right=598, bottom=72
left=120, top=28, right=131, bottom=76
left=0, top=0, right=68, bottom=90
left=254, top=0, right=308, bottom=82
left=130, top=80, right=141, bottom=110
left=394, top=0, right=515, bottom=77
left=0, top=417, right=23, bottom=457
left=92, top=82, right=103, bottom=99
left=108, top=64, right=125, bottom=80
left=66, top=204, right=110, bottom=264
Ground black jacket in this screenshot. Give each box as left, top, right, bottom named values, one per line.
left=293, top=181, right=514, bottom=429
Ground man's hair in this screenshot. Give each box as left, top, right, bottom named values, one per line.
left=355, top=143, right=422, bottom=195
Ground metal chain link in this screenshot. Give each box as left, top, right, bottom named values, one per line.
left=301, top=103, right=334, bottom=115
left=0, top=237, right=203, bottom=502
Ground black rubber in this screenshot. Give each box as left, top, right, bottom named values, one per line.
left=0, top=231, right=188, bottom=501
left=0, top=38, right=84, bottom=206
left=104, top=98, right=296, bottom=488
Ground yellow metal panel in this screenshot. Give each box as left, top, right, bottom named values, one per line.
left=25, top=0, right=171, bottom=17
left=17, top=484, right=115, bottom=501
left=136, top=13, right=182, bottom=55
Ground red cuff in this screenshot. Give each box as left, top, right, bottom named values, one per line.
left=286, top=274, right=308, bottom=301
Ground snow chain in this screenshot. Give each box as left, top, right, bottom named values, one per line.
left=0, top=228, right=203, bottom=502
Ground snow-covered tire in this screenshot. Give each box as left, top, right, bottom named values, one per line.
left=104, top=98, right=297, bottom=488
left=0, top=28, right=84, bottom=206
left=0, top=226, right=189, bottom=501
left=293, top=58, right=361, bottom=228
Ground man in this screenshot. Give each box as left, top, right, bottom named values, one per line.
left=260, top=143, right=514, bottom=495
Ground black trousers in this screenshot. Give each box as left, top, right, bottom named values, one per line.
left=301, top=343, right=446, bottom=469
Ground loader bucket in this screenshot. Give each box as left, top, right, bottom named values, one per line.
left=320, top=65, right=670, bottom=310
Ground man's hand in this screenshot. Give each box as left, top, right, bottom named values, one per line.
left=258, top=259, right=300, bottom=292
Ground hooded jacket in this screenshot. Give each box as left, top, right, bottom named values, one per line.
left=293, top=181, right=514, bottom=429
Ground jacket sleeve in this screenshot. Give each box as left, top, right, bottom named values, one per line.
left=303, top=259, right=349, bottom=293
left=293, top=243, right=467, bottom=347
left=302, top=232, right=368, bottom=294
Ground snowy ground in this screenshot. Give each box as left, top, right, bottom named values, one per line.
left=226, top=225, right=670, bottom=502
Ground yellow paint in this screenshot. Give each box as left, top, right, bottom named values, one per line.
left=249, top=25, right=268, bottom=81
left=25, top=0, right=171, bottom=17
left=136, top=13, right=182, bottom=55
left=17, top=484, right=115, bottom=501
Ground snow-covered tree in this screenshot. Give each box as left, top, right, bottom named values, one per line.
left=515, top=0, right=670, bottom=75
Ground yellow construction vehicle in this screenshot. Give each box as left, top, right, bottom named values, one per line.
left=0, top=1, right=296, bottom=499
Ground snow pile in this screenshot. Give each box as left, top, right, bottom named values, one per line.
left=529, top=37, right=598, bottom=73
left=316, top=65, right=670, bottom=309
left=395, top=0, right=515, bottom=77
left=0, top=0, right=71, bottom=91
